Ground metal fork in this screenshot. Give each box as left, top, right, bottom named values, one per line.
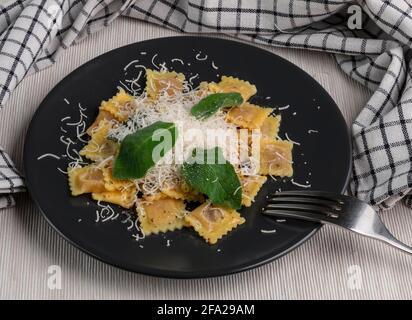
left=263, top=191, right=412, bottom=255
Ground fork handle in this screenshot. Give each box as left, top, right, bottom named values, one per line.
left=354, top=218, right=412, bottom=255
left=264, top=209, right=412, bottom=255
left=335, top=224, right=412, bottom=255
left=346, top=223, right=412, bottom=255
left=377, top=233, right=412, bottom=255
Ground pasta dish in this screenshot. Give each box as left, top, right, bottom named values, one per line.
left=67, top=69, right=293, bottom=244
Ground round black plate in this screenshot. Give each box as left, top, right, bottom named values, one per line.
left=24, top=36, right=351, bottom=278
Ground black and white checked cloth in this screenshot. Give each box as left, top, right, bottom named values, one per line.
left=0, top=146, right=24, bottom=208
left=1, top=0, right=412, bottom=210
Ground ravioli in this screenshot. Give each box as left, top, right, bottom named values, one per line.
left=208, top=76, right=257, bottom=101
left=68, top=166, right=106, bottom=196
left=92, top=189, right=136, bottom=209
left=196, top=81, right=210, bottom=97
left=261, top=115, right=281, bottom=138
left=259, top=138, right=293, bottom=177
left=99, top=88, right=134, bottom=122
left=226, top=103, right=271, bottom=129
left=185, top=203, right=245, bottom=244
left=161, top=181, right=204, bottom=202
left=102, top=166, right=135, bottom=192
left=143, top=192, right=168, bottom=201
left=239, top=175, right=267, bottom=207
left=146, top=69, right=185, bottom=99
left=79, top=120, right=118, bottom=161
left=137, top=198, right=186, bottom=235
left=86, top=110, right=117, bottom=136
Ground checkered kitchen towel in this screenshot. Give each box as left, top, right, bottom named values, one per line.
left=1, top=0, right=412, bottom=210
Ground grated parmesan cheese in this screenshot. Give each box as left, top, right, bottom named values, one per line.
left=151, top=53, right=160, bottom=70
left=195, top=52, right=208, bottom=61
left=291, top=179, right=311, bottom=188
left=108, top=78, right=240, bottom=197
left=172, top=58, right=184, bottom=65
left=37, top=153, right=61, bottom=160
left=284, top=133, right=301, bottom=146
left=278, top=105, right=290, bottom=111
left=261, top=228, right=277, bottom=234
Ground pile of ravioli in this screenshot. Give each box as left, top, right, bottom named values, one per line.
left=68, top=70, right=293, bottom=245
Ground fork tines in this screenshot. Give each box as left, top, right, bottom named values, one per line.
left=263, top=191, right=344, bottom=221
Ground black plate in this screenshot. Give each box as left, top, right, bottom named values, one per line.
left=24, top=36, right=351, bottom=278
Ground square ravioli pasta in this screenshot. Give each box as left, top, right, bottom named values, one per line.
left=79, top=120, right=118, bottom=162
left=239, top=175, right=268, bottom=207
left=261, top=115, right=281, bottom=138
left=68, top=165, right=106, bottom=196
left=99, top=88, right=135, bottom=122
left=208, top=76, right=257, bottom=101
left=226, top=102, right=272, bottom=130
left=136, top=198, right=186, bottom=235
left=68, top=164, right=136, bottom=208
left=259, top=138, right=293, bottom=177
left=146, top=69, right=185, bottom=99
left=185, top=203, right=245, bottom=245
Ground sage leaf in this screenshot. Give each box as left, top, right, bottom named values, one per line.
left=191, top=92, right=243, bottom=119
left=181, top=147, right=242, bottom=209
left=113, top=121, right=177, bottom=179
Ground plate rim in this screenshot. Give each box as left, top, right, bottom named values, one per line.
left=23, top=35, right=352, bottom=278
